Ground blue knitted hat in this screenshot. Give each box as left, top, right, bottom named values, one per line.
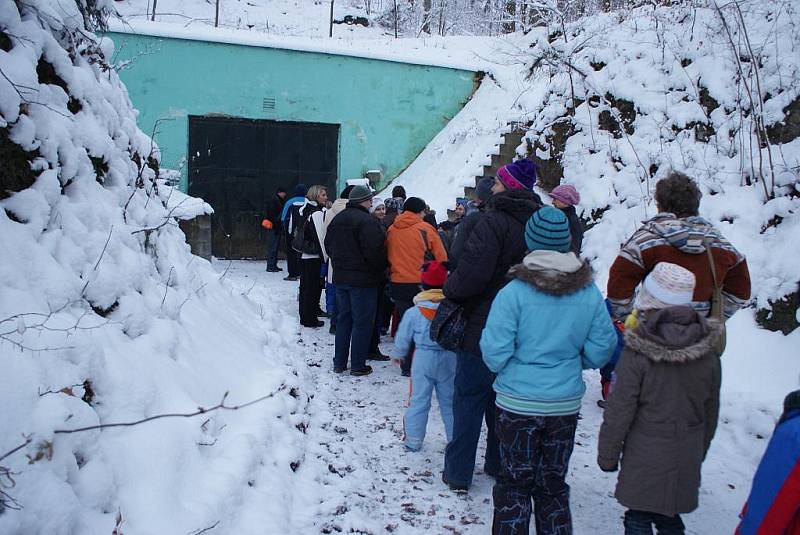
left=525, top=206, right=571, bottom=252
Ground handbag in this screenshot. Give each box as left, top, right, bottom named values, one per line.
left=706, top=245, right=727, bottom=355
left=419, top=229, right=436, bottom=263
left=429, top=298, right=467, bottom=351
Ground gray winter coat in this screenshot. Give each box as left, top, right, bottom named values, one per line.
left=597, top=306, right=723, bottom=516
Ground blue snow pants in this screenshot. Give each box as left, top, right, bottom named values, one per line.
left=404, top=349, right=457, bottom=451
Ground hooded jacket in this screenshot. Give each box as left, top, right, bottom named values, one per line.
left=386, top=211, right=448, bottom=284
left=607, top=213, right=751, bottom=319
left=443, top=189, right=542, bottom=356
left=480, top=250, right=617, bottom=416
left=597, top=306, right=723, bottom=516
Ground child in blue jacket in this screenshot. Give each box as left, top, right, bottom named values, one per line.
left=480, top=206, right=617, bottom=534
left=391, top=261, right=456, bottom=452
left=737, top=390, right=800, bottom=535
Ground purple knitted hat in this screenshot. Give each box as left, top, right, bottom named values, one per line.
left=550, top=184, right=580, bottom=206
left=497, top=159, right=538, bottom=191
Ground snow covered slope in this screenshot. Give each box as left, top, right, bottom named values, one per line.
left=114, top=0, right=388, bottom=38
left=0, top=2, right=315, bottom=533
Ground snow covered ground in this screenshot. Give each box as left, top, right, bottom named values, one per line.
left=218, top=259, right=798, bottom=535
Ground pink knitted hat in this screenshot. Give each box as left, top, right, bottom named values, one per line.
left=635, top=262, right=696, bottom=310
left=549, top=184, right=581, bottom=206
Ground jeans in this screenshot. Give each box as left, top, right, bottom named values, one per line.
left=404, top=348, right=457, bottom=451
left=443, top=350, right=500, bottom=488
left=299, top=258, right=323, bottom=326
left=266, top=229, right=281, bottom=269
left=326, top=282, right=337, bottom=326
left=334, top=285, right=378, bottom=372
left=623, top=510, right=685, bottom=535
left=390, top=282, right=421, bottom=374
left=492, top=409, right=578, bottom=535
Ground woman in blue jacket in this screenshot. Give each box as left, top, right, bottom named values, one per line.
left=480, top=206, right=617, bottom=535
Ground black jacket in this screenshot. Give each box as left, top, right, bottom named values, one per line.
left=265, top=193, right=285, bottom=231
left=443, top=189, right=541, bottom=356
left=449, top=205, right=486, bottom=268
left=561, top=205, right=585, bottom=254
left=324, top=203, right=388, bottom=287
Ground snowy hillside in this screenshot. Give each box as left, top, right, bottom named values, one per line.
left=393, top=1, right=800, bottom=318
left=0, top=1, right=318, bottom=533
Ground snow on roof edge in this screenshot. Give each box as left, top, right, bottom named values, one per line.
left=106, top=20, right=480, bottom=72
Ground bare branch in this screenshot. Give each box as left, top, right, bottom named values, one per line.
left=187, top=521, right=221, bottom=535
left=53, top=384, right=287, bottom=435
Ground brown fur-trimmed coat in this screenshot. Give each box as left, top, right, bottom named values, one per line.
left=597, top=306, right=723, bottom=516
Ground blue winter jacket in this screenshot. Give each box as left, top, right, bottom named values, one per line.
left=480, top=250, right=617, bottom=416
left=391, top=290, right=455, bottom=361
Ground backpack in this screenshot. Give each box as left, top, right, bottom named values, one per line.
left=292, top=212, right=321, bottom=256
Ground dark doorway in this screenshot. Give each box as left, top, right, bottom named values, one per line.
left=188, top=116, right=339, bottom=259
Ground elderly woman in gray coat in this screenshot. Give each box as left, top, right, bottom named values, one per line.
left=597, top=262, right=724, bottom=535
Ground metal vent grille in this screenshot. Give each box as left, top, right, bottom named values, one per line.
left=262, top=97, right=276, bottom=111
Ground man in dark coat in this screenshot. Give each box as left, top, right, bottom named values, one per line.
left=265, top=187, right=287, bottom=272
left=324, top=185, right=388, bottom=377
left=449, top=177, right=494, bottom=268
left=442, top=158, right=541, bottom=491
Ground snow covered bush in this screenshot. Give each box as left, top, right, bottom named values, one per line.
left=0, top=1, right=311, bottom=533
left=516, top=0, right=800, bottom=329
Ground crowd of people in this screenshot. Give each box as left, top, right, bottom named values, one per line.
left=259, top=166, right=798, bottom=535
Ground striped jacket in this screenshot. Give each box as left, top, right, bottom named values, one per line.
left=607, top=213, right=751, bottom=320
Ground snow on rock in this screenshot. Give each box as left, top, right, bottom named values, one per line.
left=0, top=2, right=312, bottom=534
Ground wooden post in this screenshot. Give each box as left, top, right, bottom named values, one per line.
left=329, top=0, right=334, bottom=37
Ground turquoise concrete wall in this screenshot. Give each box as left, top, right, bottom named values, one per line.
left=107, top=31, right=476, bottom=192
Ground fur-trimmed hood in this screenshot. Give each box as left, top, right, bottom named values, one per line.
left=508, top=250, right=594, bottom=296
left=625, top=306, right=724, bottom=362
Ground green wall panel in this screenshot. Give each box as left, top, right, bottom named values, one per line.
left=107, top=30, right=476, bottom=192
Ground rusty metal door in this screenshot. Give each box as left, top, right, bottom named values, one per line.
left=188, top=116, right=339, bottom=259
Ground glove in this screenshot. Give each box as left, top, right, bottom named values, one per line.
left=598, top=458, right=619, bottom=473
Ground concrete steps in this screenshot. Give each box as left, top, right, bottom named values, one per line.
left=465, top=123, right=529, bottom=199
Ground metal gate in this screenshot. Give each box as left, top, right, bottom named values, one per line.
left=188, top=116, right=339, bottom=259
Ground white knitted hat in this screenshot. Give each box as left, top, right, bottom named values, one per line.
left=635, top=262, right=696, bottom=310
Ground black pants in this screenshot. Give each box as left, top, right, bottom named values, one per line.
left=285, top=232, right=301, bottom=277
left=299, top=258, right=323, bottom=326
left=623, top=510, right=685, bottom=535
left=369, top=282, right=387, bottom=354
left=390, top=282, right=421, bottom=373
left=492, top=409, right=578, bottom=535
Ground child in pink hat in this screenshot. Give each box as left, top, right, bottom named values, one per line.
left=549, top=184, right=584, bottom=254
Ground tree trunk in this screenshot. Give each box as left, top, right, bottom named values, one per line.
left=150, top=0, right=157, bottom=21
left=502, top=0, right=516, bottom=33
left=422, top=0, right=431, bottom=34
left=215, top=0, right=220, bottom=27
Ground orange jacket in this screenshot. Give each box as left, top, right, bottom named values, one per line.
left=386, top=211, right=448, bottom=283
